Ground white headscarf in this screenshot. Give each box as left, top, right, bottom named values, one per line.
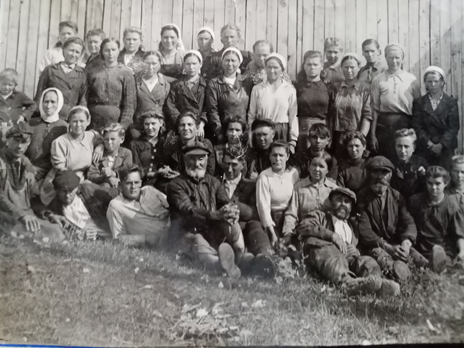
left=184, top=50, right=203, bottom=65
left=424, top=66, right=446, bottom=83
left=222, top=47, right=243, bottom=64
left=265, top=53, right=287, bottom=71
left=39, top=87, right=64, bottom=123
left=197, top=27, right=215, bottom=42
left=165, top=23, right=185, bottom=50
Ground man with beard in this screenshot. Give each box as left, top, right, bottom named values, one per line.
left=167, top=140, right=245, bottom=279
left=355, top=156, right=417, bottom=281
left=245, top=119, right=275, bottom=180
left=297, top=187, right=400, bottom=296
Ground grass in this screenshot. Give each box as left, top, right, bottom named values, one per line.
left=1, top=233, right=464, bottom=347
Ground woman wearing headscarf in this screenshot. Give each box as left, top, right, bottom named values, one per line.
left=26, top=88, right=68, bottom=180
left=248, top=53, right=298, bottom=153
left=370, top=43, right=421, bottom=160
left=205, top=47, right=250, bottom=144
left=412, top=66, right=459, bottom=167
left=197, top=27, right=215, bottom=79
left=158, top=24, right=185, bottom=83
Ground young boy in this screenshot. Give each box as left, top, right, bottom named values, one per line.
left=0, top=69, right=36, bottom=146
left=322, top=37, right=344, bottom=84
left=357, top=39, right=387, bottom=84
left=409, top=166, right=464, bottom=272
left=447, top=155, right=464, bottom=195
left=87, top=123, right=133, bottom=188
left=38, top=21, right=79, bottom=74
left=84, top=29, right=106, bottom=72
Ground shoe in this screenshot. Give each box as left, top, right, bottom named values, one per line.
left=392, top=261, right=410, bottom=281
left=376, top=279, right=400, bottom=297
left=238, top=252, right=255, bottom=276
left=342, top=276, right=382, bottom=296
left=429, top=245, right=447, bottom=274
left=218, top=243, right=241, bottom=280
left=252, top=254, right=276, bottom=278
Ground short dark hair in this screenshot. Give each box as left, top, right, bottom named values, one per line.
left=100, top=38, right=121, bottom=58
left=269, top=140, right=290, bottom=155
left=86, top=29, right=106, bottom=40
left=426, top=166, right=450, bottom=185
left=223, top=116, right=246, bottom=137
left=309, top=123, right=330, bottom=139
left=120, top=165, right=142, bottom=182
left=310, top=151, right=333, bottom=171
left=59, top=21, right=78, bottom=33
left=298, top=50, right=323, bottom=82
left=342, top=131, right=366, bottom=148
left=361, top=39, right=380, bottom=50
left=63, top=37, right=85, bottom=51
left=176, top=110, right=200, bottom=129
left=143, top=50, right=162, bottom=62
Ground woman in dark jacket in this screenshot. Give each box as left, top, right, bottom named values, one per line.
left=412, top=66, right=460, bottom=168
left=117, top=27, right=145, bottom=76
left=165, top=50, right=207, bottom=135
left=205, top=47, right=250, bottom=144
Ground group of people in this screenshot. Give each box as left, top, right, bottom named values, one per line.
left=1, top=20, right=463, bottom=297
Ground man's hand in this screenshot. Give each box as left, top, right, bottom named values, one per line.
left=92, top=144, right=104, bottom=163
left=387, top=244, right=409, bottom=262
left=332, top=233, right=347, bottom=253
left=430, top=143, right=443, bottom=156
left=20, top=215, right=41, bottom=233
left=417, top=166, right=426, bottom=176
left=101, top=167, right=114, bottom=178
left=197, top=121, right=205, bottom=138
left=369, top=134, right=379, bottom=152
left=17, top=116, right=25, bottom=124
left=249, top=171, right=258, bottom=181
left=266, top=226, right=278, bottom=248
left=346, top=243, right=360, bottom=258
left=85, top=228, right=97, bottom=241
left=289, top=144, right=295, bottom=155
left=48, top=214, right=68, bottom=229
left=108, top=177, right=120, bottom=187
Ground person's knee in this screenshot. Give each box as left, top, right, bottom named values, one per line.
left=352, top=255, right=382, bottom=278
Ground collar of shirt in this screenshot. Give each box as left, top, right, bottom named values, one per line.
left=61, top=62, right=76, bottom=72
left=223, top=173, right=242, bottom=186
left=67, top=133, right=91, bottom=151
left=340, top=80, right=361, bottom=91
left=428, top=92, right=443, bottom=104
left=4, top=150, right=22, bottom=165
left=186, top=74, right=200, bottom=87
left=300, top=176, right=337, bottom=189
left=331, top=214, right=353, bottom=244
left=385, top=69, right=405, bottom=82
left=0, top=91, right=13, bottom=100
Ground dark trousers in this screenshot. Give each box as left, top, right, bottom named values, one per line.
left=241, top=220, right=273, bottom=256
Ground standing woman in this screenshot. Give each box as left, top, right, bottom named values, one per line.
left=256, top=141, right=300, bottom=247
left=196, top=27, right=215, bottom=78
left=166, top=50, right=207, bottom=135
left=296, top=50, right=337, bottom=154
left=206, top=47, right=250, bottom=144
left=86, top=38, right=136, bottom=130
left=158, top=24, right=185, bottom=83
left=248, top=53, right=298, bottom=154
left=332, top=53, right=372, bottom=157
left=370, top=43, right=421, bottom=160
left=412, top=66, right=459, bottom=167
left=118, top=27, right=145, bottom=76
left=35, top=37, right=87, bottom=121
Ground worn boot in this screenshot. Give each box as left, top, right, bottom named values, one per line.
left=342, top=276, right=382, bottom=296
left=376, top=279, right=401, bottom=297
left=252, top=254, right=276, bottom=278
left=429, top=245, right=447, bottom=274
left=218, top=243, right=241, bottom=279
left=392, top=261, right=410, bottom=281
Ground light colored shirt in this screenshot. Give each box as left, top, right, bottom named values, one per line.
left=39, top=46, right=84, bottom=75
left=124, top=53, right=136, bottom=66
left=107, top=186, right=170, bottom=243
left=428, top=93, right=443, bottom=111
left=248, top=80, right=299, bottom=143
left=63, top=194, right=91, bottom=229
left=60, top=62, right=76, bottom=74
left=283, top=177, right=338, bottom=234
left=371, top=69, right=421, bottom=115
left=358, top=60, right=387, bottom=84
left=224, top=173, right=242, bottom=198
left=332, top=214, right=353, bottom=244
left=223, top=75, right=237, bottom=87
left=334, top=80, right=372, bottom=131
left=143, top=77, right=159, bottom=93
left=256, top=167, right=300, bottom=228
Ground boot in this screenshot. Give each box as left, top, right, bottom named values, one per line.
left=218, top=243, right=241, bottom=279
left=392, top=261, right=410, bottom=281
left=341, top=276, right=382, bottom=296
left=252, top=254, right=276, bottom=278
left=429, top=245, right=447, bottom=274
left=376, top=279, right=401, bottom=297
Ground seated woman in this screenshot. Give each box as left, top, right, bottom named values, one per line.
left=283, top=152, right=338, bottom=245
left=35, top=37, right=87, bottom=120
left=130, top=109, right=176, bottom=193
left=332, top=53, right=372, bottom=158
left=88, top=123, right=133, bottom=188
left=248, top=53, right=298, bottom=154
left=165, top=50, right=207, bottom=135
left=206, top=47, right=250, bottom=144
left=117, top=27, right=145, bottom=76
left=412, top=66, right=459, bottom=168
left=337, top=131, right=370, bottom=193
left=40, top=106, right=103, bottom=205
left=26, top=88, right=68, bottom=181
left=158, top=24, right=185, bottom=83
left=256, top=141, right=300, bottom=248
left=196, top=27, right=215, bottom=78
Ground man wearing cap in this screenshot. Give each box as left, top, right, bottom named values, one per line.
left=167, top=140, right=245, bottom=279
left=39, top=170, right=118, bottom=240
left=245, top=119, right=275, bottom=180
left=0, top=123, right=63, bottom=241
left=355, top=156, right=417, bottom=281
left=106, top=165, right=170, bottom=247
left=296, top=187, right=400, bottom=296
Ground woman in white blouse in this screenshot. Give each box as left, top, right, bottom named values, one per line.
left=256, top=140, right=300, bottom=248
left=248, top=53, right=298, bottom=153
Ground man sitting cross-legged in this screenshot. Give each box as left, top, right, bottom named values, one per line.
left=167, top=140, right=246, bottom=279
left=106, top=165, right=170, bottom=247
left=297, top=187, right=400, bottom=296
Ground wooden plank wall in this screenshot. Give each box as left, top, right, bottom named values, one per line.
left=0, top=0, right=463, bottom=151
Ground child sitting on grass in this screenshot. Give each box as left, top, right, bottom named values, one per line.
left=409, top=166, right=464, bottom=273
left=87, top=123, right=133, bottom=188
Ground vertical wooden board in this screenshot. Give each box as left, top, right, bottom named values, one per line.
left=140, top=0, right=152, bottom=50
left=461, top=1, right=464, bottom=153
left=296, top=0, right=304, bottom=78
left=355, top=0, right=367, bottom=56
left=36, top=0, right=51, bottom=74
left=193, top=0, right=205, bottom=45
left=324, top=0, right=335, bottom=44
left=60, top=0, right=72, bottom=21
left=109, top=0, right=121, bottom=39
left=48, top=0, right=61, bottom=49
left=182, top=0, right=194, bottom=51
left=130, top=0, right=142, bottom=28
left=102, top=0, right=112, bottom=35
left=119, top=0, right=132, bottom=40
left=313, top=0, right=325, bottom=52
left=224, top=0, right=235, bottom=25
left=277, top=0, right=288, bottom=60
left=333, top=0, right=345, bottom=51
left=203, top=0, right=214, bottom=30
left=365, top=0, right=377, bottom=42
left=408, top=0, right=421, bottom=80
left=77, top=0, right=86, bottom=35
left=266, top=0, right=278, bottom=49
left=214, top=0, right=226, bottom=46
left=439, top=0, right=452, bottom=94
left=256, top=0, right=267, bottom=41
left=245, top=0, right=257, bottom=50
left=85, top=0, right=94, bottom=31
left=287, top=0, right=297, bottom=79
left=397, top=0, right=409, bottom=71
left=344, top=0, right=356, bottom=53
left=16, top=0, right=31, bottom=92
left=172, top=0, right=183, bottom=30
left=418, top=0, right=430, bottom=86
left=430, top=0, right=441, bottom=67
left=449, top=0, right=462, bottom=151
left=0, top=0, right=11, bottom=69
left=387, top=0, right=399, bottom=43
left=234, top=0, right=246, bottom=50
left=376, top=0, right=388, bottom=48
left=93, top=0, right=104, bottom=31
left=301, top=0, right=314, bottom=52
left=25, top=0, right=41, bottom=96
left=5, top=0, right=20, bottom=69
left=162, top=0, right=173, bottom=26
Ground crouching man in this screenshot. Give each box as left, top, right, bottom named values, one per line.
left=167, top=140, right=245, bottom=279
left=298, top=187, right=400, bottom=296
left=107, top=165, right=170, bottom=247
left=0, top=124, right=63, bottom=242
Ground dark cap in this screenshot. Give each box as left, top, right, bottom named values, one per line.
left=251, top=118, right=275, bottom=131
left=52, top=170, right=80, bottom=191
left=182, top=140, right=211, bottom=156
left=366, top=156, right=395, bottom=172
left=329, top=187, right=357, bottom=203
left=5, top=123, right=33, bottom=140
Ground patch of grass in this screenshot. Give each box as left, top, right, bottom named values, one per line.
left=1, top=234, right=463, bottom=346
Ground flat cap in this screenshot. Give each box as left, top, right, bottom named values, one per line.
left=366, top=156, right=395, bottom=171
left=5, top=123, right=33, bottom=139
left=251, top=118, right=275, bottom=131
left=329, top=187, right=357, bottom=203
left=182, top=140, right=211, bottom=156
left=52, top=170, right=80, bottom=191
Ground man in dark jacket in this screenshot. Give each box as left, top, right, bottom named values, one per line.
left=355, top=156, right=418, bottom=281
left=245, top=119, right=275, bottom=180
